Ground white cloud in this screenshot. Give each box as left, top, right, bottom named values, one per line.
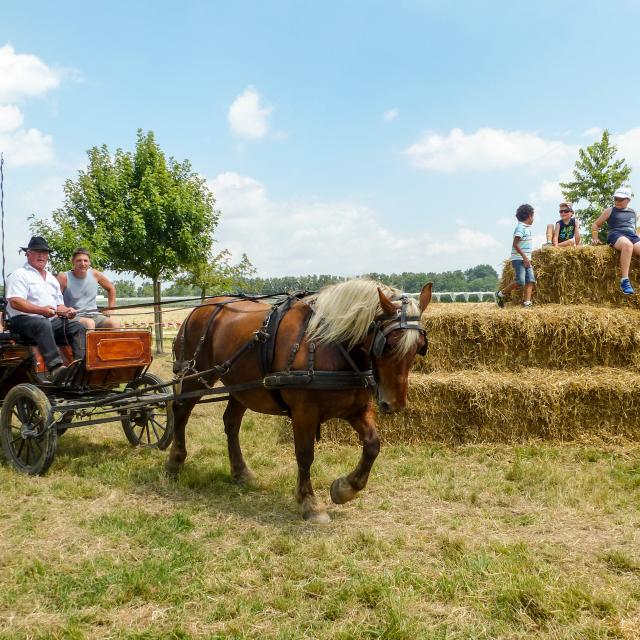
left=0, top=128, right=54, bottom=165
left=404, top=127, right=577, bottom=172
left=497, top=216, right=514, bottom=227
left=582, top=126, right=602, bottom=138
left=530, top=178, right=565, bottom=204
left=208, top=172, right=500, bottom=276
left=0, top=104, right=23, bottom=131
left=382, top=108, right=399, bottom=122
left=614, top=128, right=640, bottom=171
left=0, top=43, right=62, bottom=102
left=227, top=87, right=273, bottom=140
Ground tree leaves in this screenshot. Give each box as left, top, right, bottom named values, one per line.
left=560, top=130, right=632, bottom=242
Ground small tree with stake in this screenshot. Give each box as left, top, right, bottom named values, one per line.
left=560, top=129, right=632, bottom=243
left=32, top=130, right=218, bottom=353
left=176, top=250, right=256, bottom=301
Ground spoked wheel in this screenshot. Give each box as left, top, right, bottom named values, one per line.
left=0, top=383, right=57, bottom=475
left=121, top=373, right=174, bottom=449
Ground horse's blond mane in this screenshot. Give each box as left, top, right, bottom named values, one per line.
left=306, top=279, right=421, bottom=356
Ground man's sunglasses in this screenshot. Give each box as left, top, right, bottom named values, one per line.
left=559, top=208, right=572, bottom=213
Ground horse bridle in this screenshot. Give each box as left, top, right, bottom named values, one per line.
left=367, top=295, right=428, bottom=359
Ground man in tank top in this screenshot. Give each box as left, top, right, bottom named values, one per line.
left=591, top=187, right=638, bottom=295
left=57, top=248, right=121, bottom=329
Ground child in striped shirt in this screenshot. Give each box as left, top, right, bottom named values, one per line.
left=496, top=204, right=535, bottom=308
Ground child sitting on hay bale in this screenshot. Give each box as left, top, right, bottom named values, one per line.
left=592, top=186, right=637, bottom=295
left=496, top=204, right=535, bottom=308
left=544, top=201, right=580, bottom=248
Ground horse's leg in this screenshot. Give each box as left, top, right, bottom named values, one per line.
left=292, top=410, right=330, bottom=523
left=165, top=398, right=197, bottom=477
left=330, top=405, right=380, bottom=504
left=224, top=396, right=255, bottom=484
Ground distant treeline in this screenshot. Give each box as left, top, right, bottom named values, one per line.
left=112, top=264, right=498, bottom=297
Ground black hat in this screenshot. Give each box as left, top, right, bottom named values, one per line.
left=21, top=236, right=51, bottom=252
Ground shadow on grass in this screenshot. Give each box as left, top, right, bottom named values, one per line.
left=50, top=437, right=308, bottom=528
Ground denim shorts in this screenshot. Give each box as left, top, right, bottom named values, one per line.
left=608, top=231, right=640, bottom=247
left=512, top=259, right=535, bottom=285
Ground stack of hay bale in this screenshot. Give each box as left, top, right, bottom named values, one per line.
left=324, top=245, right=640, bottom=444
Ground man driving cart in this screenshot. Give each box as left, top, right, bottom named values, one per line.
left=5, top=236, right=86, bottom=384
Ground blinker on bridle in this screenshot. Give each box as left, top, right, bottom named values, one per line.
left=369, top=294, right=428, bottom=358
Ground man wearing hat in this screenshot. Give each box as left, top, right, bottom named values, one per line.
left=5, top=236, right=86, bottom=382
left=592, top=187, right=638, bottom=294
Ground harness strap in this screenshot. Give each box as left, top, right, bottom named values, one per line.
left=337, top=342, right=362, bottom=374
left=285, top=307, right=312, bottom=372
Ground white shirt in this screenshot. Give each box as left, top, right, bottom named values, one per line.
left=6, top=262, right=64, bottom=319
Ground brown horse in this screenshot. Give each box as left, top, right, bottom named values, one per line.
left=167, top=279, right=431, bottom=522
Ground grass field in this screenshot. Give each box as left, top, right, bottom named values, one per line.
left=2, top=356, right=640, bottom=639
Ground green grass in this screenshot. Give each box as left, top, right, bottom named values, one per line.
left=1, top=357, right=640, bottom=639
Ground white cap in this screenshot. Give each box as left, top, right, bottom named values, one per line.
left=614, top=186, right=633, bottom=200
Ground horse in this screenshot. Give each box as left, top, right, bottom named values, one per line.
left=166, top=279, right=432, bottom=522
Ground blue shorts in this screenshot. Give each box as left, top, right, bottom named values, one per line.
left=512, top=259, right=535, bottom=285
left=608, top=231, right=640, bottom=247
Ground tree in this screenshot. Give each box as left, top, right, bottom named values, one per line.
left=113, top=279, right=137, bottom=297
left=31, top=130, right=218, bottom=352
left=560, top=130, right=632, bottom=242
left=176, top=250, right=256, bottom=301
left=137, top=282, right=154, bottom=297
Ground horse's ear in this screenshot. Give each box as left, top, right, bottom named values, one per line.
left=419, top=283, right=432, bottom=314
left=377, top=287, right=396, bottom=315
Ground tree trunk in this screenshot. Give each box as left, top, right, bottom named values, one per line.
left=200, top=286, right=206, bottom=303
left=153, top=278, right=164, bottom=354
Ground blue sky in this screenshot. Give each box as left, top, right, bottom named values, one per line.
left=1, top=0, right=640, bottom=279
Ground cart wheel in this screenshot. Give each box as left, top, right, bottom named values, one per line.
left=121, top=373, right=174, bottom=449
left=0, top=383, right=57, bottom=475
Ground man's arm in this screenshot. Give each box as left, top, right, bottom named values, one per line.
left=592, top=208, right=612, bottom=244
left=94, top=271, right=116, bottom=316
left=9, top=297, right=56, bottom=318
left=56, top=272, right=68, bottom=292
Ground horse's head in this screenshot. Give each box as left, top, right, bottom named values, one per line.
left=369, top=283, right=431, bottom=414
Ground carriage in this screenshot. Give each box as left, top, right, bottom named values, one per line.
left=0, top=281, right=431, bottom=522
left=0, top=326, right=174, bottom=475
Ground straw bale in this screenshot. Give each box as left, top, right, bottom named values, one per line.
left=499, top=245, right=640, bottom=307
left=318, top=369, right=640, bottom=445
left=416, top=303, right=640, bottom=372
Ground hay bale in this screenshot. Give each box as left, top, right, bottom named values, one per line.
left=319, top=369, right=640, bottom=445
left=415, top=303, right=640, bottom=372
left=499, top=245, right=640, bottom=307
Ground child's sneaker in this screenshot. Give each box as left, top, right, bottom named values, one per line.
left=522, top=301, right=533, bottom=308
left=620, top=278, right=635, bottom=295
left=495, top=291, right=505, bottom=308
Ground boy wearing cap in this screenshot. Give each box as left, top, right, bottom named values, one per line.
left=592, top=187, right=638, bottom=295
left=496, top=204, right=535, bottom=308
left=552, top=202, right=580, bottom=247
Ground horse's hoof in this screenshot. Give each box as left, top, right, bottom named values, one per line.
left=303, top=509, right=331, bottom=524
left=330, top=476, right=358, bottom=504
left=301, top=497, right=331, bottom=523
left=165, top=460, right=182, bottom=479
left=233, top=468, right=257, bottom=485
